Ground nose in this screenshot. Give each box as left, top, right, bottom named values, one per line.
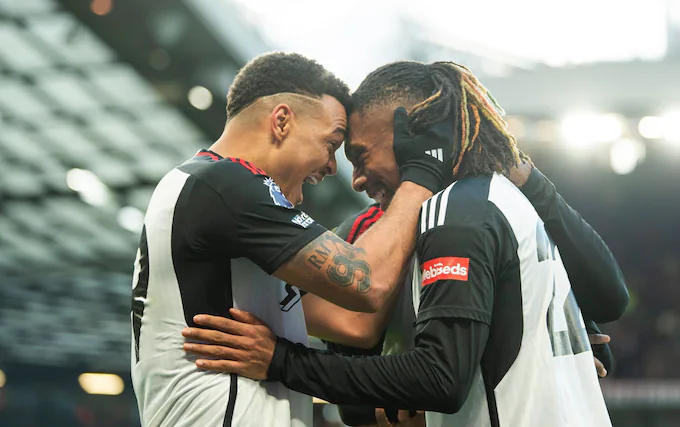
left=324, top=153, right=338, bottom=177
left=352, top=168, right=368, bottom=193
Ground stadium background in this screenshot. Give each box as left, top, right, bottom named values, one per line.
left=0, top=0, right=678, bottom=425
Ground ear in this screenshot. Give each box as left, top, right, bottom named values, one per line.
left=270, top=104, right=293, bottom=145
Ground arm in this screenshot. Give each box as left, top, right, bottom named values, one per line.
left=269, top=220, right=498, bottom=412
left=303, top=290, right=397, bottom=349
left=268, top=318, right=488, bottom=413
left=275, top=182, right=430, bottom=313
left=184, top=220, right=499, bottom=412
left=513, top=165, right=629, bottom=322
left=302, top=205, right=397, bottom=348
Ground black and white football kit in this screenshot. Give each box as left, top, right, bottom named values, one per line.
left=131, top=150, right=324, bottom=427
left=269, top=170, right=628, bottom=427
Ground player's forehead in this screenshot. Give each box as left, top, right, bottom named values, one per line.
left=345, top=109, right=391, bottom=158
left=320, top=94, right=347, bottom=136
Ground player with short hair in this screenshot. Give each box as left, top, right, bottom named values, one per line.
left=182, top=60, right=628, bottom=427
left=131, top=53, right=456, bottom=427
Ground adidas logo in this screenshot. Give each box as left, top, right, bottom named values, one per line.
left=425, top=148, right=443, bottom=162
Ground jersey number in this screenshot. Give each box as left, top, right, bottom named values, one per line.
left=537, top=222, right=589, bottom=357
left=131, top=228, right=149, bottom=363
left=280, top=283, right=302, bottom=312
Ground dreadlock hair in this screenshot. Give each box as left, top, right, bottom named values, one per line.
left=227, top=51, right=352, bottom=120
left=352, top=61, right=531, bottom=180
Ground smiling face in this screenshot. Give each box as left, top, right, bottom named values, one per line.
left=275, top=94, right=347, bottom=205
left=345, top=106, right=402, bottom=210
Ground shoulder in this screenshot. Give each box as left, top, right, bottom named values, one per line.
left=420, top=174, right=502, bottom=231
left=419, top=175, right=520, bottom=253
left=178, top=155, right=288, bottom=206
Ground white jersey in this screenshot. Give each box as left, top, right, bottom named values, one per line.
left=131, top=151, right=325, bottom=426
left=386, top=174, right=612, bottom=427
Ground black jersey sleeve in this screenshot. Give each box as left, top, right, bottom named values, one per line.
left=201, top=161, right=326, bottom=274
left=267, top=316, right=489, bottom=414
left=416, top=219, right=503, bottom=326
left=520, top=168, right=629, bottom=322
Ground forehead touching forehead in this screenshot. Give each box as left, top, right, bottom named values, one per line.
left=320, top=94, right=348, bottom=134
left=345, top=101, right=412, bottom=161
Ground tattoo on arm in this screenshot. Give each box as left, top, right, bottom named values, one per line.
left=304, top=233, right=372, bottom=293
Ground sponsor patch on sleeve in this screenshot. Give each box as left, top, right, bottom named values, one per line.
left=291, top=212, right=315, bottom=228
left=422, top=257, right=469, bottom=286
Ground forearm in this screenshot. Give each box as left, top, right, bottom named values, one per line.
left=267, top=318, right=487, bottom=413
left=521, top=168, right=629, bottom=322
left=328, top=337, right=386, bottom=426
left=352, top=182, right=431, bottom=310
left=304, top=264, right=406, bottom=348
left=304, top=289, right=398, bottom=349
left=275, top=183, right=429, bottom=313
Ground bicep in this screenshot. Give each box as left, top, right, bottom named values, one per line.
left=274, top=231, right=379, bottom=312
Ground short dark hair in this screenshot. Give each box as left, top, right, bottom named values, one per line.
left=352, top=61, right=530, bottom=180
left=226, top=52, right=352, bottom=120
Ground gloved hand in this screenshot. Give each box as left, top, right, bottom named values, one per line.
left=392, top=107, right=455, bottom=194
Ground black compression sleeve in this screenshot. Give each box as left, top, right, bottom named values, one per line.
left=520, top=168, right=629, bottom=322
left=327, top=337, right=386, bottom=426
left=267, top=318, right=489, bottom=414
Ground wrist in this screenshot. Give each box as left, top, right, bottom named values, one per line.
left=397, top=180, right=434, bottom=201
left=399, top=167, right=441, bottom=195
left=265, top=336, right=291, bottom=382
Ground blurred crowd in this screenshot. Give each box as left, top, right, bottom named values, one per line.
left=603, top=250, right=680, bottom=379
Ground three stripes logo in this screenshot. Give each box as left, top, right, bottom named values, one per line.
left=425, top=148, right=444, bottom=162
left=420, top=183, right=455, bottom=234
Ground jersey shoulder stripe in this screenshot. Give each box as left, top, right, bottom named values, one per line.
left=421, top=174, right=493, bottom=234
left=334, top=203, right=380, bottom=242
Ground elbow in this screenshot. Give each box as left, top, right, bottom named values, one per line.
left=602, top=290, right=630, bottom=322
left=592, top=287, right=630, bottom=323
left=358, top=285, right=390, bottom=314
left=422, top=373, right=470, bottom=414
left=426, top=390, right=468, bottom=414
left=347, top=328, right=382, bottom=349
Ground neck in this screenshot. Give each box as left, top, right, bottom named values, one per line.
left=209, top=120, right=273, bottom=173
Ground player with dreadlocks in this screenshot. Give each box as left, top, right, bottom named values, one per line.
left=182, top=60, right=628, bottom=427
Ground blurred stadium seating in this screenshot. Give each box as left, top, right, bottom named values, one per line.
left=0, top=0, right=679, bottom=426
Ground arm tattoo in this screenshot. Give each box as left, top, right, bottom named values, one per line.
left=305, top=233, right=372, bottom=293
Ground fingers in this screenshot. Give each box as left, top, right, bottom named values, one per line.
left=397, top=410, right=411, bottom=422
left=192, top=315, right=249, bottom=336
left=393, top=107, right=410, bottom=135
left=182, top=327, right=251, bottom=349
left=594, top=357, right=608, bottom=378
left=589, top=334, right=611, bottom=345
left=375, top=408, right=392, bottom=427
left=183, top=342, right=247, bottom=361
left=229, top=308, right=265, bottom=326
left=193, top=359, right=244, bottom=374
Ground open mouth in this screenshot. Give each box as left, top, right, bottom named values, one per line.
left=304, top=175, right=323, bottom=185
left=368, top=188, right=386, bottom=204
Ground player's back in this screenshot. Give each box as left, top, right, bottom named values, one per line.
left=414, top=173, right=611, bottom=427
left=131, top=150, right=321, bottom=427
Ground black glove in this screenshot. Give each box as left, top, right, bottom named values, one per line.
left=392, top=107, right=455, bottom=194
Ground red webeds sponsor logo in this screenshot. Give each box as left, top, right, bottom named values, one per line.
left=421, top=257, right=469, bottom=285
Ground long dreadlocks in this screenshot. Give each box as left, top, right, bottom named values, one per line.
left=352, top=61, right=531, bottom=180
